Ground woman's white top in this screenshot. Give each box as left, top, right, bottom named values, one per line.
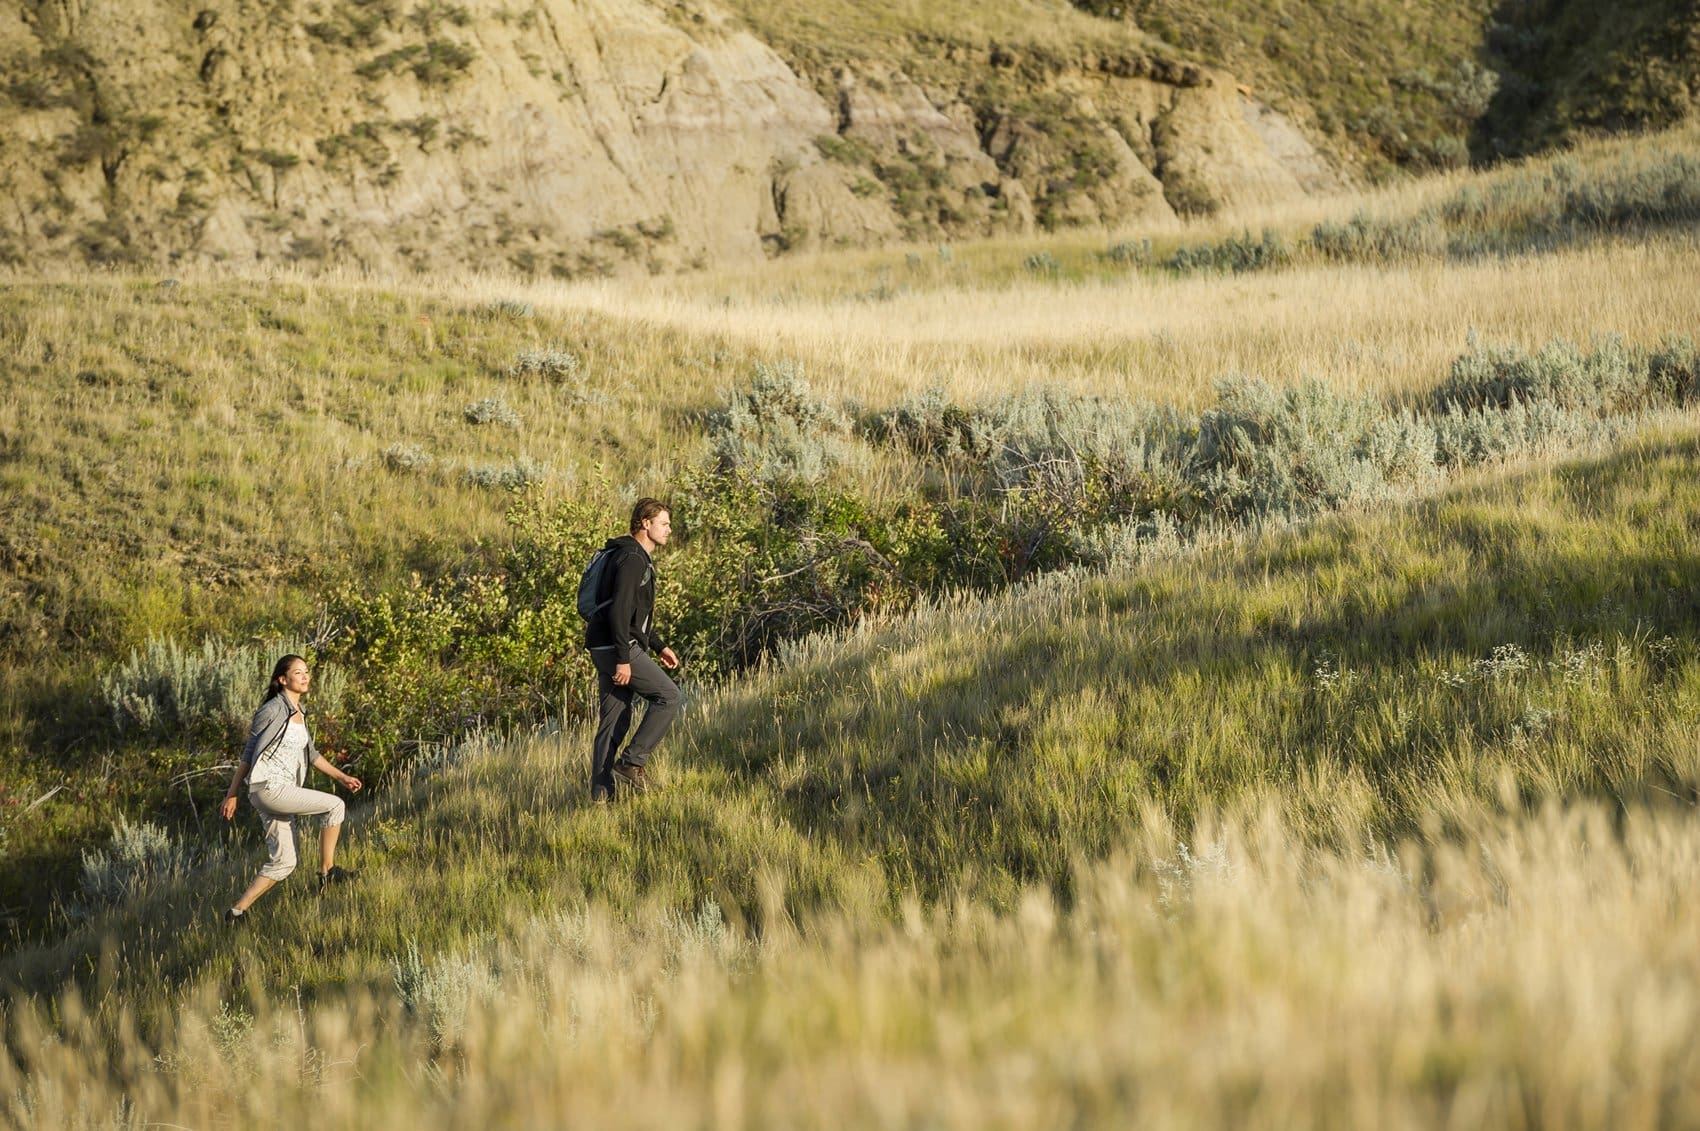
left=249, top=719, right=310, bottom=791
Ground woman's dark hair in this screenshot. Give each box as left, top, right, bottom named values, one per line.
left=630, top=497, right=670, bottom=535
left=263, top=654, right=307, bottom=704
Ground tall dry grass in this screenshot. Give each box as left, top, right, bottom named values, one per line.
left=5, top=796, right=1699, bottom=1129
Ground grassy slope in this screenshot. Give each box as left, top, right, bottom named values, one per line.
left=8, top=422, right=1697, bottom=1000
left=4, top=124, right=1700, bottom=935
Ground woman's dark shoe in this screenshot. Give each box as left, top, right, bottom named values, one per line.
left=591, top=784, right=614, bottom=806
left=612, top=760, right=650, bottom=794
left=318, top=865, right=357, bottom=892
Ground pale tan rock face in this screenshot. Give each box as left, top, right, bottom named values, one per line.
left=1153, top=78, right=1348, bottom=216
left=0, top=0, right=1344, bottom=274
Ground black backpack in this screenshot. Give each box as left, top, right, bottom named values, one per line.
left=576, top=546, right=617, bottom=622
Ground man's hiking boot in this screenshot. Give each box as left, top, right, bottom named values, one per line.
left=612, top=760, right=650, bottom=795
left=318, top=865, right=357, bottom=893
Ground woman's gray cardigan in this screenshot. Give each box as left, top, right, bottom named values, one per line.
left=241, top=695, right=322, bottom=772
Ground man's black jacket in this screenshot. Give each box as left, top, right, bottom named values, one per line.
left=584, top=535, right=668, bottom=663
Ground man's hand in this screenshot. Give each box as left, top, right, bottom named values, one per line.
left=341, top=774, right=364, bottom=793
left=220, top=796, right=238, bottom=821
left=613, top=663, right=632, bottom=686
left=659, top=647, right=680, bottom=670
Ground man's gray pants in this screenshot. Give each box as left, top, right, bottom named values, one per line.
left=589, top=649, right=680, bottom=790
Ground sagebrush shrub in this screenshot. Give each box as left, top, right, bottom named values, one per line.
left=464, top=398, right=522, bottom=428
left=1188, top=377, right=1425, bottom=517
left=1432, top=396, right=1601, bottom=467
left=1164, top=229, right=1289, bottom=275
left=382, top=442, right=435, bottom=473
left=101, top=636, right=345, bottom=737
left=77, top=818, right=191, bottom=914
left=463, top=457, right=546, bottom=490
left=1023, top=252, right=1061, bottom=276
left=485, top=298, right=534, bottom=320
left=864, top=385, right=981, bottom=457
left=1311, top=213, right=1444, bottom=261
left=509, top=348, right=580, bottom=381
left=1434, top=335, right=1650, bottom=415
left=709, top=361, right=851, bottom=483
left=1105, top=238, right=1152, bottom=266
left=1649, top=337, right=1700, bottom=404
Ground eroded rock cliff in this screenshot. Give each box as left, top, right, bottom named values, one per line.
left=0, top=0, right=1343, bottom=273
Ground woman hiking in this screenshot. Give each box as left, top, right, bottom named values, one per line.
left=219, top=655, right=362, bottom=924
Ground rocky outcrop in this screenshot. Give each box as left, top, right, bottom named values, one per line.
left=0, top=0, right=1346, bottom=275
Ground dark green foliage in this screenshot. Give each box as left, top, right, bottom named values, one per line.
left=1477, top=0, right=1700, bottom=160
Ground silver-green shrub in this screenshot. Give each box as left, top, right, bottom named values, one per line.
left=1163, top=229, right=1290, bottom=275
left=973, top=387, right=1186, bottom=493
left=464, top=398, right=522, bottom=428
left=1105, top=238, right=1152, bottom=266
left=1432, top=396, right=1601, bottom=467
left=866, top=385, right=982, bottom=457
left=463, top=457, right=547, bottom=490
left=1188, top=378, right=1432, bottom=517
left=509, top=347, right=580, bottom=382
left=1023, top=251, right=1061, bottom=276
left=484, top=298, right=535, bottom=320
left=1649, top=337, right=1700, bottom=405
left=709, top=361, right=851, bottom=483
left=1434, top=335, right=1646, bottom=414
left=101, top=636, right=347, bottom=736
left=391, top=938, right=501, bottom=1050
left=1311, top=213, right=1445, bottom=261
left=77, top=817, right=192, bottom=914
left=382, top=442, right=435, bottom=473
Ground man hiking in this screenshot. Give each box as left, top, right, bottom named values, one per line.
left=585, top=498, right=681, bottom=803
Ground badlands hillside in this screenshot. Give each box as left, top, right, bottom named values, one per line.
left=1, top=0, right=1696, bottom=275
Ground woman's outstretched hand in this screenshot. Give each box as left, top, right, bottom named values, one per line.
left=220, top=796, right=238, bottom=821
